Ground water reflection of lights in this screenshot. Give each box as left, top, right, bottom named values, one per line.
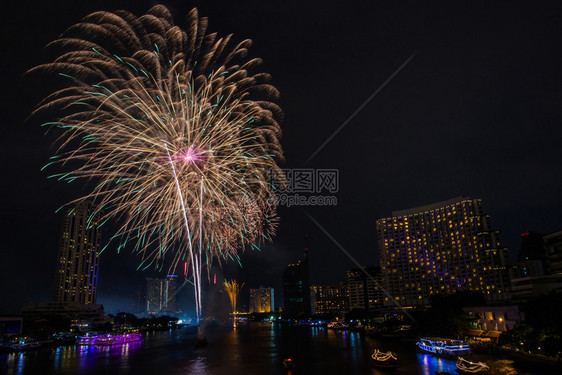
left=3, top=340, right=145, bottom=373
left=348, top=332, right=360, bottom=365
left=310, top=326, right=320, bottom=337
left=5, top=352, right=25, bottom=375
left=349, top=332, right=358, bottom=348
left=188, top=355, right=210, bottom=375
left=417, top=353, right=456, bottom=375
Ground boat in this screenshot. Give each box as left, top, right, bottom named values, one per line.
left=371, top=349, right=398, bottom=369
left=76, top=334, right=97, bottom=345
left=77, top=332, right=142, bottom=346
left=455, top=357, right=490, bottom=374
left=327, top=322, right=346, bottom=330
left=282, top=358, right=295, bottom=369
left=11, top=338, right=42, bottom=351
left=416, top=337, right=470, bottom=357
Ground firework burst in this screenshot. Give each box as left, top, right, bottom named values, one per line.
left=223, top=279, right=244, bottom=326
left=31, top=5, right=284, bottom=322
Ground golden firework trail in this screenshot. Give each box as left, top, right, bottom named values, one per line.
left=224, top=279, right=244, bottom=325
left=30, top=5, right=284, bottom=322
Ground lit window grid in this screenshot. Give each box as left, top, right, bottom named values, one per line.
left=311, top=284, right=349, bottom=315
left=377, top=199, right=509, bottom=306
left=54, top=202, right=101, bottom=305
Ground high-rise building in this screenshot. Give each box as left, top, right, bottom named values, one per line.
left=511, top=260, right=544, bottom=279
left=377, top=197, right=509, bottom=307
left=544, top=230, right=562, bottom=275
left=282, top=236, right=311, bottom=317
left=518, top=232, right=546, bottom=262
left=310, top=283, right=349, bottom=316
left=347, top=267, right=383, bottom=312
left=146, top=275, right=177, bottom=315
left=510, top=232, right=548, bottom=279
left=54, top=201, right=101, bottom=305
left=249, top=287, right=274, bottom=313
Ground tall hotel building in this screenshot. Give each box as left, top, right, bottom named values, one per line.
left=377, top=197, right=509, bottom=307
left=54, top=201, right=101, bottom=305
left=347, top=267, right=384, bottom=312
left=146, top=276, right=177, bottom=315
left=249, top=287, right=274, bottom=313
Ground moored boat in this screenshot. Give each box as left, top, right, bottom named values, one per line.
left=11, top=338, right=42, bottom=351
left=327, top=322, right=346, bottom=330
left=77, top=332, right=142, bottom=346
left=371, top=349, right=398, bottom=369
left=76, top=334, right=97, bottom=345
left=416, top=337, right=470, bottom=357
left=455, top=357, right=490, bottom=374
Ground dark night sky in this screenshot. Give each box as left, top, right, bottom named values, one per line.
left=1, top=0, right=561, bottom=315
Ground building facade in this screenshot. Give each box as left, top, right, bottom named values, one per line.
left=310, top=283, right=349, bottom=316
left=377, top=197, right=509, bottom=307
left=0, top=317, right=23, bottom=336
left=518, top=231, right=546, bottom=262
left=249, top=287, right=274, bottom=313
left=544, top=230, right=562, bottom=274
left=146, top=276, right=177, bottom=315
left=54, top=201, right=101, bottom=305
left=510, top=274, right=562, bottom=300
left=464, top=305, right=524, bottom=332
left=511, top=232, right=547, bottom=278
left=21, top=302, right=109, bottom=332
left=283, top=248, right=310, bottom=317
left=347, top=267, right=383, bottom=312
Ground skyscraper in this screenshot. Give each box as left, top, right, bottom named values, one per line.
left=146, top=276, right=177, bottom=315
left=310, top=283, right=349, bottom=316
left=518, top=231, right=546, bottom=262
left=544, top=230, right=562, bottom=274
left=347, top=267, right=383, bottom=312
left=249, top=287, right=274, bottom=313
left=54, top=201, right=101, bottom=305
left=377, top=197, right=509, bottom=307
left=282, top=236, right=311, bottom=317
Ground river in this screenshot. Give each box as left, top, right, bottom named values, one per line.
left=0, top=322, right=556, bottom=374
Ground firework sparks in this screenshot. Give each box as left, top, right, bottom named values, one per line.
left=224, top=279, right=244, bottom=326
left=31, top=5, right=284, bottom=323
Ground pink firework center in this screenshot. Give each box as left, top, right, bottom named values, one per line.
left=176, top=147, right=206, bottom=166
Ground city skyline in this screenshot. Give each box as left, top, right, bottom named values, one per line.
left=1, top=0, right=562, bottom=317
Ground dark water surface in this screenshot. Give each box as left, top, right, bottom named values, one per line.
left=0, top=323, right=555, bottom=375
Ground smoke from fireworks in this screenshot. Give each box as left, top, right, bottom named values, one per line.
left=31, top=5, right=284, bottom=322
